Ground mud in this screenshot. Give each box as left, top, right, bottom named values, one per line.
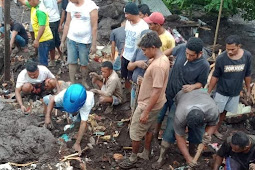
left=0, top=103, right=59, bottom=164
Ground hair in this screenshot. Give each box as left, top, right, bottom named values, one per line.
left=25, top=61, right=38, bottom=72
left=102, top=61, right=113, bottom=70
left=186, top=109, right=205, bottom=128
left=138, top=4, right=151, bottom=16
left=186, top=37, right=204, bottom=54
left=225, top=35, right=241, bottom=45
left=231, top=131, right=250, bottom=148
left=138, top=31, right=162, bottom=48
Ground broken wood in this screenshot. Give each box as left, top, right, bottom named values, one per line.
left=123, top=147, right=132, bottom=150
left=61, top=147, right=89, bottom=162
left=8, top=161, right=38, bottom=167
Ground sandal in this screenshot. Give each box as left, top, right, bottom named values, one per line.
left=118, top=158, right=137, bottom=169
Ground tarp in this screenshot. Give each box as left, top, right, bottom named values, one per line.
left=124, top=0, right=172, bottom=16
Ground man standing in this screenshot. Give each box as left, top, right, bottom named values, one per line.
left=60, top=0, right=98, bottom=89
left=15, top=61, right=59, bottom=113
left=208, top=35, right=252, bottom=140
left=119, top=31, right=170, bottom=168
left=144, top=12, right=175, bottom=52
left=90, top=61, right=123, bottom=113
left=122, top=2, right=148, bottom=89
left=213, top=131, right=255, bottom=170
left=18, top=0, right=54, bottom=66
left=43, top=84, right=94, bottom=155
left=138, top=4, right=151, bottom=19
left=154, top=37, right=210, bottom=166
left=43, top=0, right=62, bottom=66
left=153, top=89, right=219, bottom=168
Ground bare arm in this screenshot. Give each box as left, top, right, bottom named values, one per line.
left=175, top=134, right=193, bottom=163
left=61, top=12, right=71, bottom=43
left=213, top=155, right=223, bottom=170
left=15, top=87, right=24, bottom=108
left=206, top=125, right=217, bottom=136
left=45, top=96, right=55, bottom=120
left=35, top=26, right=45, bottom=42
left=182, top=82, right=203, bottom=93
left=164, top=47, right=173, bottom=56
left=90, top=9, right=98, bottom=54
left=208, top=76, right=218, bottom=94
left=245, top=76, right=251, bottom=94
left=111, top=41, right=116, bottom=61
left=10, top=31, right=18, bottom=50
left=17, top=0, right=26, bottom=6
left=73, top=120, right=87, bottom=155
left=58, top=10, right=66, bottom=32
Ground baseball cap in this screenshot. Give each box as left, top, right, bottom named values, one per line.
left=144, top=12, right=165, bottom=25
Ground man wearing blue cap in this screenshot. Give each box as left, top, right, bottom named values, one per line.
left=43, top=84, right=95, bottom=155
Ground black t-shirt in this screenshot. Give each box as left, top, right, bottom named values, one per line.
left=11, top=22, right=28, bottom=44
left=213, top=50, right=252, bottom=97
left=166, top=44, right=210, bottom=100
left=217, top=135, right=255, bottom=170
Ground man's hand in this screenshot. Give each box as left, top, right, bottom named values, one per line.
left=91, top=89, right=99, bottom=94
left=33, top=39, right=39, bottom=48
left=188, top=160, right=198, bottom=168
left=247, top=91, right=252, bottom=102
left=73, top=143, right=82, bottom=156
left=89, top=72, right=99, bottom=78
left=137, top=75, right=143, bottom=86
left=249, top=163, right=255, bottom=170
left=202, top=132, right=212, bottom=144
left=136, top=61, right=148, bottom=69
left=44, top=117, right=53, bottom=129
left=90, top=44, right=97, bottom=55
left=58, top=25, right=63, bottom=33
left=21, top=105, right=27, bottom=113
left=140, top=110, right=149, bottom=124
left=60, top=42, right=65, bottom=52
left=182, top=84, right=195, bottom=93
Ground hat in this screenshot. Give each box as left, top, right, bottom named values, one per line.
left=144, top=12, right=165, bottom=25
left=124, top=2, right=139, bottom=15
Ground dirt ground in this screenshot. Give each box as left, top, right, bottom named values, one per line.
left=1, top=1, right=255, bottom=170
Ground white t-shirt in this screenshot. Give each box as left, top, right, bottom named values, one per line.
left=66, top=0, right=99, bottom=44
left=43, top=0, right=60, bottom=22
left=16, top=65, right=55, bottom=88
left=54, top=90, right=95, bottom=121
left=123, top=19, right=149, bottom=61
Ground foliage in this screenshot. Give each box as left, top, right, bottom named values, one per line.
left=162, top=0, right=255, bottom=21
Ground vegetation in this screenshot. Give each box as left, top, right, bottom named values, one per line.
left=163, top=0, right=255, bottom=21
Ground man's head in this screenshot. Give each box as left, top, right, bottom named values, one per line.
left=144, top=12, right=165, bottom=31
left=186, top=37, right=203, bottom=62
left=231, top=131, right=251, bottom=153
left=138, top=4, right=151, bottom=19
left=225, top=35, right=241, bottom=58
left=45, top=78, right=57, bottom=90
left=124, top=2, right=139, bottom=22
left=138, top=31, right=162, bottom=59
left=186, top=109, right=205, bottom=129
left=25, top=61, right=39, bottom=79
left=27, top=0, right=40, bottom=7
left=101, top=61, right=113, bottom=79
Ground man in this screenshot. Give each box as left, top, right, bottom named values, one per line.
left=119, top=31, right=170, bottom=169
left=43, top=84, right=94, bottom=155
left=138, top=4, right=151, bottom=19
left=110, top=18, right=126, bottom=71
left=60, top=0, right=98, bottom=89
left=127, top=29, right=151, bottom=112
left=15, top=61, right=59, bottom=113
left=208, top=35, right=252, bottom=140
left=154, top=37, right=210, bottom=165
left=0, top=18, right=28, bottom=52
left=18, top=0, right=54, bottom=66
left=213, top=131, right=255, bottom=170
left=153, top=89, right=219, bottom=168
left=90, top=61, right=123, bottom=113
left=122, top=2, right=149, bottom=89
left=144, top=12, right=175, bottom=52
left=43, top=0, right=62, bottom=66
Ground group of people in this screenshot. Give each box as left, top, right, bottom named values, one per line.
left=7, top=0, right=255, bottom=169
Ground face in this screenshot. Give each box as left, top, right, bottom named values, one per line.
left=185, top=48, right=202, bottom=62
left=139, top=12, right=148, bottom=19
left=148, top=23, right=159, bottom=31
left=28, top=0, right=39, bottom=7
left=27, top=70, right=39, bottom=79
left=101, top=67, right=112, bottom=79
left=141, top=47, right=155, bottom=59
left=125, top=13, right=135, bottom=22
left=230, top=143, right=246, bottom=153
left=226, top=43, right=240, bottom=57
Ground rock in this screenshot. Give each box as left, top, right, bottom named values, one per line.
left=99, top=4, right=120, bottom=19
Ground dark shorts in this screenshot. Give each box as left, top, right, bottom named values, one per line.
left=121, top=57, right=132, bottom=80
left=38, top=39, right=54, bottom=66
left=49, top=21, right=61, bottom=48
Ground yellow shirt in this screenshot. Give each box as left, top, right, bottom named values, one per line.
left=159, top=30, right=175, bottom=52
left=26, top=1, right=53, bottom=42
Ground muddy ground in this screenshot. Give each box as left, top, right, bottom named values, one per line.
left=1, top=1, right=255, bottom=170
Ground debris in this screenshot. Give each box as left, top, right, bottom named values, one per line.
left=113, top=153, right=124, bottom=161
left=8, top=161, right=38, bottom=167
left=94, top=125, right=106, bottom=131
left=209, top=143, right=220, bottom=152
left=64, top=124, right=74, bottom=131
left=0, top=163, right=12, bottom=170
left=87, top=143, right=94, bottom=149
left=60, top=134, right=71, bottom=142
left=56, top=162, right=73, bottom=170
left=89, top=136, right=96, bottom=146
left=2, top=82, right=7, bottom=87
left=123, top=147, right=132, bottom=150
left=93, top=131, right=105, bottom=136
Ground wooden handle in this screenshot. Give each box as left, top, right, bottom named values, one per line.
left=193, top=143, right=204, bottom=162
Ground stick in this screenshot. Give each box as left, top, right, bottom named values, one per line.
left=8, top=161, right=38, bottom=167
left=193, top=143, right=204, bottom=163
left=61, top=147, right=89, bottom=162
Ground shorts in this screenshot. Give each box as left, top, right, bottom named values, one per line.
left=130, top=106, right=160, bottom=141
left=49, top=21, right=61, bottom=48
left=38, top=39, right=54, bottom=66
left=121, top=56, right=132, bottom=80
left=67, top=39, right=91, bottom=66
left=214, top=92, right=239, bottom=113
